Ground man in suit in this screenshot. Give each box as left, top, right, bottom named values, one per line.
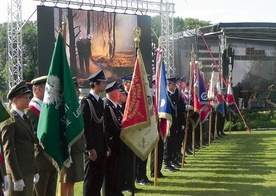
left=81, top=70, right=110, bottom=196
left=104, top=81, right=124, bottom=196
left=1, top=81, right=38, bottom=196
left=25, top=75, right=58, bottom=196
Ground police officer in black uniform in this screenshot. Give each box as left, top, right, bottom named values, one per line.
left=104, top=81, right=124, bottom=196
left=81, top=70, right=110, bottom=196
left=163, top=77, right=179, bottom=172
left=150, top=79, right=165, bottom=178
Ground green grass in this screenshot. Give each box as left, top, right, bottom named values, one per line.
left=73, top=130, right=276, bottom=196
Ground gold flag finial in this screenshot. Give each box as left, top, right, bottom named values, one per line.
left=61, top=22, right=67, bottom=44
left=158, top=36, right=162, bottom=50
left=133, top=27, right=141, bottom=48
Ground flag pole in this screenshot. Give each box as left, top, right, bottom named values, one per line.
left=129, top=27, right=142, bottom=196
left=153, top=37, right=162, bottom=186
left=182, top=50, right=196, bottom=167
left=214, top=110, right=218, bottom=139
left=200, top=123, right=203, bottom=149
left=58, top=21, right=67, bottom=196
left=208, top=111, right=212, bottom=145
left=192, top=123, right=195, bottom=157
left=154, top=144, right=158, bottom=186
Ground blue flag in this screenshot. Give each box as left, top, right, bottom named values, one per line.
left=155, top=58, right=172, bottom=141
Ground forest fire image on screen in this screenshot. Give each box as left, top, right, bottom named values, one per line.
left=38, top=6, right=143, bottom=80
left=56, top=9, right=137, bottom=78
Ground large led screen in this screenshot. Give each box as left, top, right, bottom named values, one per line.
left=37, top=6, right=152, bottom=84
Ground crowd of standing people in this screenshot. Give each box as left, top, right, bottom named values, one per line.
left=0, top=69, right=227, bottom=196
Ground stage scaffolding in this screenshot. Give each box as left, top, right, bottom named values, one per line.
left=7, top=0, right=176, bottom=88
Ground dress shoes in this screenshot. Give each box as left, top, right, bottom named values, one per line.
left=136, top=179, right=153, bottom=186
left=123, top=187, right=141, bottom=193
left=171, top=161, right=181, bottom=168
left=164, top=164, right=179, bottom=172
left=186, top=149, right=193, bottom=155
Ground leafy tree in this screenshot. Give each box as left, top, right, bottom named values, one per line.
left=0, top=21, right=38, bottom=99
left=0, top=23, right=8, bottom=99
left=174, top=16, right=186, bottom=33
left=151, top=15, right=211, bottom=45
left=22, top=21, right=38, bottom=82
left=183, top=17, right=211, bottom=30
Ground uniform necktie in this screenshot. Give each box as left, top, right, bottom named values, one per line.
left=23, top=114, right=31, bottom=127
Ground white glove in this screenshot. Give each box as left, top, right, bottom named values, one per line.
left=3, top=175, right=10, bottom=191
left=33, top=173, right=39, bottom=184
left=14, top=179, right=25, bottom=191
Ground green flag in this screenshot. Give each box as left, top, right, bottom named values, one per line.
left=37, top=33, right=84, bottom=170
left=0, top=100, right=11, bottom=123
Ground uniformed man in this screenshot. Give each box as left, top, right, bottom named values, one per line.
left=2, top=81, right=38, bottom=196
left=81, top=70, right=110, bottom=196
left=104, top=81, right=124, bottom=196
left=25, top=75, right=58, bottom=196
left=120, top=74, right=133, bottom=191
left=118, top=84, right=127, bottom=112
left=163, top=77, right=179, bottom=172
left=0, top=119, right=8, bottom=194
left=173, top=77, right=186, bottom=167
left=150, top=79, right=165, bottom=178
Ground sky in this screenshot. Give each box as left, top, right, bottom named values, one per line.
left=1, top=0, right=276, bottom=24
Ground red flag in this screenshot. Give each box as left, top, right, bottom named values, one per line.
left=120, top=48, right=158, bottom=161
left=193, top=62, right=201, bottom=114
left=226, top=80, right=236, bottom=113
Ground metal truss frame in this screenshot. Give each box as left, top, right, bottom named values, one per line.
left=7, top=0, right=175, bottom=87
left=7, top=0, right=23, bottom=88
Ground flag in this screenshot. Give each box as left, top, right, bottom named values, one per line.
left=155, top=49, right=172, bottom=142
left=198, top=69, right=211, bottom=123
left=0, top=100, right=11, bottom=123
left=120, top=48, right=159, bottom=161
left=0, top=99, right=14, bottom=130
left=226, top=80, right=236, bottom=113
left=0, top=99, right=14, bottom=166
left=192, top=62, right=201, bottom=114
left=37, top=33, right=84, bottom=170
left=216, top=80, right=226, bottom=117
left=208, top=71, right=220, bottom=109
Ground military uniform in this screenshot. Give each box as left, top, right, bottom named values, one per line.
left=150, top=79, right=165, bottom=178
left=164, top=77, right=179, bottom=172
left=2, top=81, right=36, bottom=196
left=0, top=130, right=7, bottom=194
left=104, top=81, right=124, bottom=196
left=25, top=76, right=58, bottom=196
left=120, top=74, right=137, bottom=192
left=81, top=70, right=108, bottom=196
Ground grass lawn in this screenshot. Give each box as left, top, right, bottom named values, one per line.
left=73, top=130, right=276, bottom=196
